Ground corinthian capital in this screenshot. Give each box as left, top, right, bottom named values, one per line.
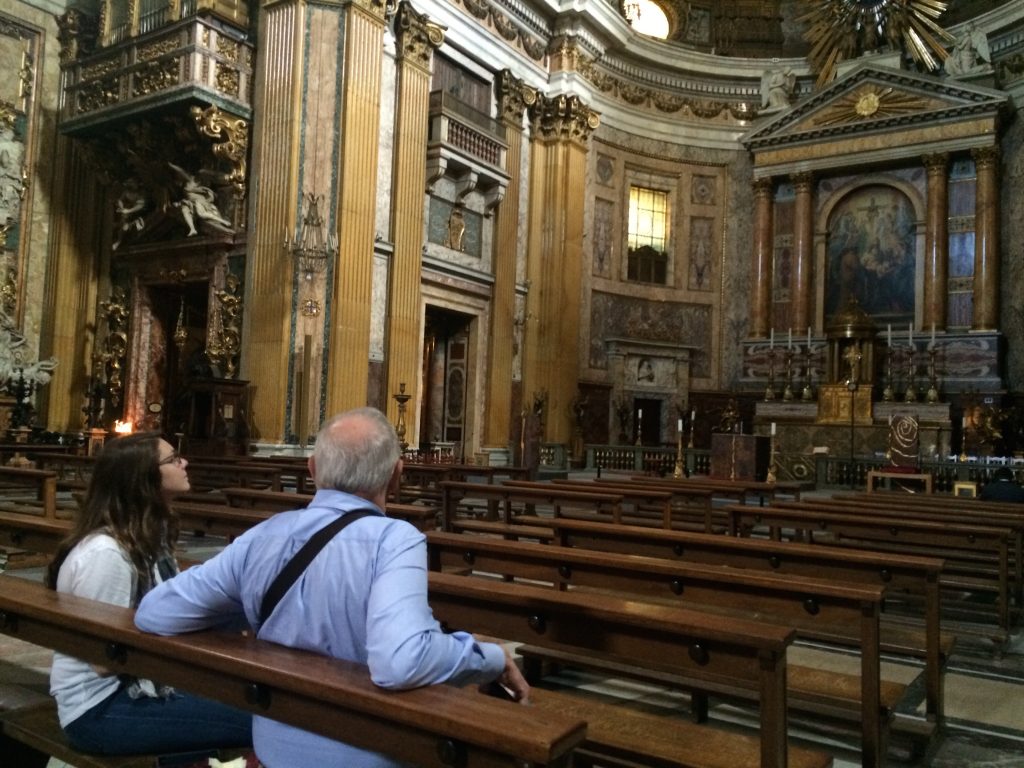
left=395, top=2, right=445, bottom=69
left=496, top=70, right=537, bottom=126
left=529, top=93, right=600, bottom=144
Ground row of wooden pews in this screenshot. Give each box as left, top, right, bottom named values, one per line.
left=0, top=575, right=586, bottom=768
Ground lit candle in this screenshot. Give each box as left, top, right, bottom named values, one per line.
left=887, top=323, right=892, bottom=346
left=770, top=422, right=776, bottom=436
left=908, top=323, right=913, bottom=346
left=769, top=328, right=774, bottom=349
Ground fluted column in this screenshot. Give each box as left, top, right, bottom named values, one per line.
left=243, top=0, right=305, bottom=442
left=972, top=146, right=1000, bottom=331
left=751, top=177, right=774, bottom=338
left=791, top=172, right=814, bottom=332
left=385, top=4, right=443, bottom=436
left=922, top=153, right=949, bottom=332
left=483, top=72, right=534, bottom=450
left=39, top=138, right=103, bottom=430
left=324, top=0, right=388, bottom=412
left=522, top=94, right=599, bottom=444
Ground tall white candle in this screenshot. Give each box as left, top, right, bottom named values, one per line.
left=769, top=328, right=774, bottom=349
left=908, top=323, right=913, bottom=346
left=931, top=323, right=936, bottom=345
left=691, top=409, right=696, bottom=422
left=887, top=323, right=892, bottom=346
left=638, top=409, right=643, bottom=420
left=806, top=326, right=811, bottom=348
left=788, top=328, right=792, bottom=348
left=770, top=422, right=776, bottom=436
left=677, top=418, right=683, bottom=432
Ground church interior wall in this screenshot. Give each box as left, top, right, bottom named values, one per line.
left=999, top=103, right=1024, bottom=390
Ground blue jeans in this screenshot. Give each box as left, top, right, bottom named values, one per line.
left=64, top=686, right=252, bottom=756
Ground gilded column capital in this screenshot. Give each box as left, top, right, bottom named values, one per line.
left=922, top=152, right=949, bottom=175
left=529, top=93, right=600, bottom=144
left=790, top=171, right=814, bottom=193
left=55, top=9, right=99, bottom=65
left=496, top=70, right=537, bottom=127
left=971, top=145, right=1000, bottom=171
left=753, top=177, right=774, bottom=198
left=395, top=2, right=444, bottom=70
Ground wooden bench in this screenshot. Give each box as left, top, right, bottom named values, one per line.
left=625, top=475, right=807, bottom=505
left=501, top=513, right=949, bottom=730
left=502, top=478, right=676, bottom=528
left=184, top=462, right=285, bottom=493
left=440, top=480, right=624, bottom=530
left=26, top=453, right=95, bottom=493
left=556, top=477, right=719, bottom=531
left=725, top=502, right=1014, bottom=632
left=428, top=531, right=893, bottom=767
left=0, top=511, right=70, bottom=559
left=0, top=575, right=586, bottom=768
left=397, top=463, right=530, bottom=505
left=0, top=467, right=60, bottom=520
left=428, top=571, right=832, bottom=768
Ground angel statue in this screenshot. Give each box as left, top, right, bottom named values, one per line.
left=761, top=68, right=795, bottom=112
left=168, top=163, right=234, bottom=236
left=944, top=23, right=991, bottom=78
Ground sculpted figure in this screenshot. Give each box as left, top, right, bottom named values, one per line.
left=944, top=23, right=991, bottom=77
left=168, top=163, right=233, bottom=236
left=761, top=68, right=795, bottom=111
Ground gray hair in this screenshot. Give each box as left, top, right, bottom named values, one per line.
left=312, top=407, right=400, bottom=495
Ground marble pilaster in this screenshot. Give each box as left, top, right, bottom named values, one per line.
left=972, top=146, right=1000, bottom=331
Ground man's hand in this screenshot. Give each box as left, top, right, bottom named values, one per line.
left=488, top=651, right=530, bottom=705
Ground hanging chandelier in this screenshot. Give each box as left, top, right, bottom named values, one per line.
left=284, top=192, right=338, bottom=279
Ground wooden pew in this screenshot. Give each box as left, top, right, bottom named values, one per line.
left=26, top=453, right=95, bottom=493
left=427, top=571, right=832, bottom=768
left=828, top=492, right=1024, bottom=604
left=0, top=513, right=70, bottom=559
left=549, top=477, right=718, bottom=531
left=0, top=575, right=586, bottom=768
left=623, top=475, right=807, bottom=506
left=440, top=480, right=624, bottom=530
left=499, top=513, right=948, bottom=730
left=724, top=502, right=1013, bottom=632
left=0, top=467, right=60, bottom=520
left=502, top=479, right=676, bottom=528
left=184, top=462, right=285, bottom=493
left=428, top=531, right=893, bottom=767
left=398, top=463, right=529, bottom=505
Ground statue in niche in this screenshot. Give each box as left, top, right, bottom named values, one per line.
left=445, top=204, right=466, bottom=251
left=944, top=23, right=991, bottom=77
left=168, top=163, right=234, bottom=236
left=637, top=357, right=655, bottom=383
left=760, top=68, right=795, bottom=111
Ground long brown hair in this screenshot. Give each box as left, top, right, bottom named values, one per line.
left=46, top=432, right=179, bottom=589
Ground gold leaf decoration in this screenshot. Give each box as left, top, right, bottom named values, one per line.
left=800, top=0, right=954, bottom=88
left=814, top=84, right=932, bottom=126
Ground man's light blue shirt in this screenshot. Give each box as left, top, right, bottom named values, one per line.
left=135, top=489, right=506, bottom=767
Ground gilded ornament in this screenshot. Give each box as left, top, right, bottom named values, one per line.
left=855, top=91, right=880, bottom=117
left=814, top=85, right=930, bottom=127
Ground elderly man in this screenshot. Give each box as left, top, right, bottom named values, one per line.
left=136, top=407, right=528, bottom=767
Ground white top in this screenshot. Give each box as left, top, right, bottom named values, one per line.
left=49, top=532, right=146, bottom=726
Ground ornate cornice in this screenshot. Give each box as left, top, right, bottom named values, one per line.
left=447, top=0, right=546, bottom=62
left=395, top=2, right=445, bottom=70
left=529, top=93, right=599, bottom=144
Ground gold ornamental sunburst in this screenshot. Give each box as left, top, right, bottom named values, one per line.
left=814, top=84, right=932, bottom=126
left=800, top=0, right=955, bottom=87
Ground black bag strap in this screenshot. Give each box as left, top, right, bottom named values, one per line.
left=258, top=509, right=376, bottom=626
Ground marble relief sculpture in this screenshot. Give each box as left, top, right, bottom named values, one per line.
left=944, top=23, right=991, bottom=77
left=0, top=308, right=57, bottom=394
left=168, top=163, right=234, bottom=236
left=760, top=68, right=795, bottom=111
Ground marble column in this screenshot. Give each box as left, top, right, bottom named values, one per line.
left=922, top=153, right=949, bottom=332
left=522, top=94, right=599, bottom=445
left=324, top=0, right=388, bottom=412
left=791, top=172, right=814, bottom=332
left=751, top=177, right=774, bottom=338
left=483, top=72, right=534, bottom=451
left=385, top=5, right=444, bottom=438
left=972, top=146, right=1000, bottom=331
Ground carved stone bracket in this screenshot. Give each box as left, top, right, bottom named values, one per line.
left=191, top=105, right=249, bottom=205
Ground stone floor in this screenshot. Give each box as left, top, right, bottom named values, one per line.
left=2, top=528, right=1022, bottom=768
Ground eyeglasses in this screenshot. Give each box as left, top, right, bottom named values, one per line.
left=158, top=451, right=184, bottom=466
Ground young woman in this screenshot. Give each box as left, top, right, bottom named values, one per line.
left=46, top=432, right=251, bottom=755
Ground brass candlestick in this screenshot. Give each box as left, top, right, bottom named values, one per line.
left=904, top=346, right=918, bottom=403
left=926, top=347, right=940, bottom=403
left=765, top=347, right=777, bottom=401
left=782, top=347, right=795, bottom=402
left=393, top=382, right=411, bottom=452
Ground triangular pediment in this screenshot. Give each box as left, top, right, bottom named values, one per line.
left=742, top=64, right=1008, bottom=173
